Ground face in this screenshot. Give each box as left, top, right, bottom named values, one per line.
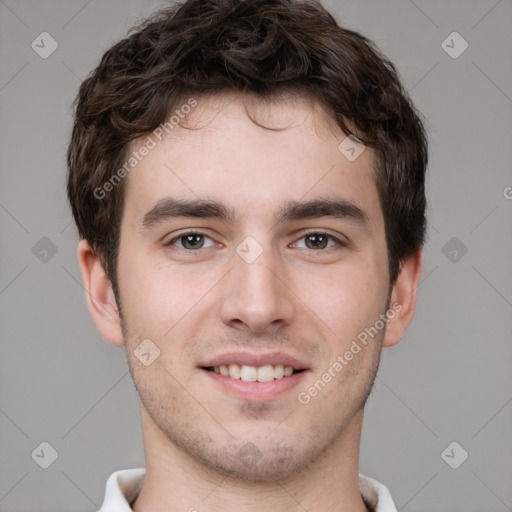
left=114, top=91, right=393, bottom=481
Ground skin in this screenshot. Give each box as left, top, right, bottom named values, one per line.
left=78, top=91, right=422, bottom=512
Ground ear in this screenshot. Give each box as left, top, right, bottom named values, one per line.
left=382, top=250, right=423, bottom=348
left=77, top=239, right=124, bottom=346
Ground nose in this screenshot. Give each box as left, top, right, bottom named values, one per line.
left=219, top=242, right=295, bottom=335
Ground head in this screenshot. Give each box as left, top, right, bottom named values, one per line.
left=68, top=0, right=427, bottom=482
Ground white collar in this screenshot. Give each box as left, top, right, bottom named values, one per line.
left=98, top=468, right=398, bottom=512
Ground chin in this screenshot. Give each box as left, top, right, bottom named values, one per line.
left=197, top=444, right=311, bottom=483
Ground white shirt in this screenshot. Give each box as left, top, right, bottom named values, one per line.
left=98, top=468, right=398, bottom=512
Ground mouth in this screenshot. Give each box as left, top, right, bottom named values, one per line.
left=202, top=364, right=306, bottom=382
left=199, top=352, right=310, bottom=400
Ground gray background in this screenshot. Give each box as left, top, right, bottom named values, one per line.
left=0, top=0, right=511, bottom=510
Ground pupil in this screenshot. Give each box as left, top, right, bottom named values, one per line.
left=307, top=234, right=327, bottom=249
left=184, top=234, right=203, bottom=249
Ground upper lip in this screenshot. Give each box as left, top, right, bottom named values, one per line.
left=200, top=351, right=309, bottom=370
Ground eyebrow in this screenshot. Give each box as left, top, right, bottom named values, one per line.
left=140, top=196, right=370, bottom=232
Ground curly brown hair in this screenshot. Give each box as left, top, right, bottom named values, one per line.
left=67, top=0, right=428, bottom=297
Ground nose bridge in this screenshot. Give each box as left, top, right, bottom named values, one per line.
left=236, top=242, right=280, bottom=295
left=220, top=236, right=294, bottom=332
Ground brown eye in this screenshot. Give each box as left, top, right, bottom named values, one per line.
left=180, top=234, right=204, bottom=249
left=304, top=233, right=329, bottom=249
left=167, top=232, right=214, bottom=250
left=294, top=232, right=344, bottom=250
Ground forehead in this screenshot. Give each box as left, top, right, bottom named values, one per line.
left=122, top=91, right=381, bottom=228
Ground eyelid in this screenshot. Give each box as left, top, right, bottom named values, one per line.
left=165, top=229, right=348, bottom=250
left=165, top=230, right=216, bottom=248
left=291, top=230, right=348, bottom=249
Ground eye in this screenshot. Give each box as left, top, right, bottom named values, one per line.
left=166, top=231, right=216, bottom=250
left=292, top=232, right=345, bottom=250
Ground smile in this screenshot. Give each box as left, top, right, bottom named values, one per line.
left=204, top=364, right=304, bottom=382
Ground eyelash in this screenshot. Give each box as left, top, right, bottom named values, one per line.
left=165, top=230, right=346, bottom=251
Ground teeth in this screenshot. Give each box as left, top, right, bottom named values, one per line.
left=274, top=364, right=284, bottom=379
left=240, top=365, right=257, bottom=381
left=228, top=364, right=241, bottom=379
left=257, top=365, right=275, bottom=382
left=211, top=363, right=297, bottom=382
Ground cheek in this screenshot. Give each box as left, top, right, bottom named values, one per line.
left=117, top=250, right=176, bottom=334
left=294, top=260, right=386, bottom=343
left=118, top=252, right=219, bottom=348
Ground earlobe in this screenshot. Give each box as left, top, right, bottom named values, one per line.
left=382, top=250, right=423, bottom=348
left=77, top=239, right=125, bottom=346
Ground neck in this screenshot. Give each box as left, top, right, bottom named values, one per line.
left=132, top=406, right=370, bottom=512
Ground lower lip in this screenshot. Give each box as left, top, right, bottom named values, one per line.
left=201, top=369, right=309, bottom=401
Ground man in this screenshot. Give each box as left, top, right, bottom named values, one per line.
left=67, top=0, right=428, bottom=510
